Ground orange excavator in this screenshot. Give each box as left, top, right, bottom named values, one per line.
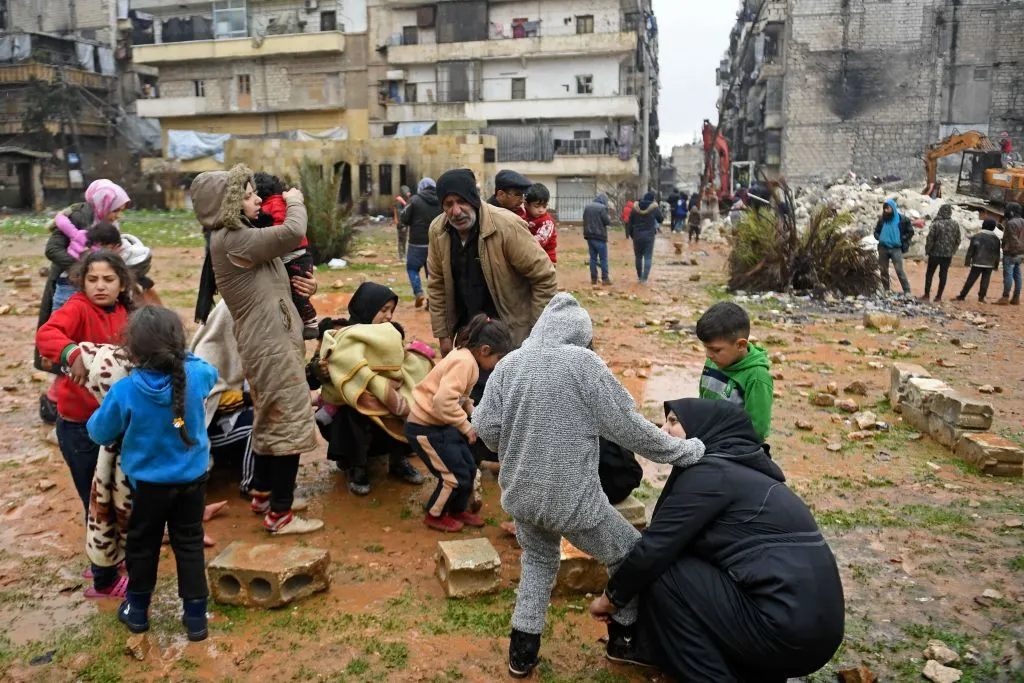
left=702, top=119, right=731, bottom=203
left=921, top=130, right=996, bottom=197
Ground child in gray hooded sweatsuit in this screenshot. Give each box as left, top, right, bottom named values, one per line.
left=474, top=293, right=706, bottom=678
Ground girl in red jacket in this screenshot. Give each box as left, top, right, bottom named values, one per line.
left=36, top=250, right=134, bottom=598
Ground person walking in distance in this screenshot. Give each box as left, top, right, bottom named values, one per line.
left=583, top=193, right=613, bottom=286
left=400, top=178, right=442, bottom=310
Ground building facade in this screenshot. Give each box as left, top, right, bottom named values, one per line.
left=718, top=0, right=1024, bottom=185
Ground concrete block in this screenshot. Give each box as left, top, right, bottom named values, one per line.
left=889, top=362, right=932, bottom=409
left=554, top=539, right=607, bottom=596
left=614, top=495, right=647, bottom=530
left=435, top=538, right=501, bottom=599
left=927, top=413, right=982, bottom=449
left=208, top=541, right=331, bottom=608
left=902, top=377, right=950, bottom=412
left=955, top=433, right=1024, bottom=477
left=900, top=404, right=932, bottom=433
left=929, top=390, right=994, bottom=430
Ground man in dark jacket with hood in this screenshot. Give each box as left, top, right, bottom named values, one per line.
left=400, top=177, right=442, bottom=309
left=922, top=203, right=962, bottom=302
left=873, top=198, right=914, bottom=295
left=627, top=192, right=663, bottom=284
left=582, top=193, right=612, bottom=286
left=592, top=399, right=845, bottom=680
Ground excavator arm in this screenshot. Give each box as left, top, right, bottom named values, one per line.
left=922, top=131, right=996, bottom=195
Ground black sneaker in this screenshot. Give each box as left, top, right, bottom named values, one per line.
left=39, top=394, right=57, bottom=425
left=348, top=467, right=371, bottom=496
left=389, top=456, right=425, bottom=485
left=508, top=629, right=541, bottom=679
left=605, top=622, right=655, bottom=668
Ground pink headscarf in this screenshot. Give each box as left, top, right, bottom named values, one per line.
left=85, top=179, right=130, bottom=224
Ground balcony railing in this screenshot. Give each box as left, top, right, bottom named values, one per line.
left=553, top=138, right=622, bottom=156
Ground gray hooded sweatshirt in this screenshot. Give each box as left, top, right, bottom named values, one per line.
left=474, top=293, right=706, bottom=532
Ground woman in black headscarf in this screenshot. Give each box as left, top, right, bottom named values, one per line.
left=590, top=398, right=845, bottom=682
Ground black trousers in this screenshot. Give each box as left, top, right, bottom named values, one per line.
left=319, top=406, right=406, bottom=470
left=469, top=368, right=498, bottom=463
left=924, top=256, right=952, bottom=297
left=251, top=453, right=300, bottom=513
left=959, top=267, right=993, bottom=300
left=285, top=252, right=317, bottom=325
left=126, top=475, right=208, bottom=600
left=405, top=423, right=476, bottom=517
left=638, top=555, right=842, bottom=683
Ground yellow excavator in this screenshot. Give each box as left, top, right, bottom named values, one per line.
left=921, top=130, right=996, bottom=197
left=922, top=130, right=1024, bottom=220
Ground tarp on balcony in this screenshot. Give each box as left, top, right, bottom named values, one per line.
left=75, top=42, right=96, bottom=71
left=167, top=130, right=232, bottom=163
left=291, top=127, right=348, bottom=142
left=394, top=122, right=435, bottom=138
left=0, top=34, right=32, bottom=62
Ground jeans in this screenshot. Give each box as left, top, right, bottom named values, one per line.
left=671, top=215, right=685, bottom=233
left=924, top=256, right=952, bottom=298
left=126, top=475, right=209, bottom=600
left=633, top=237, right=655, bottom=283
left=877, top=245, right=911, bottom=294
left=1002, top=254, right=1023, bottom=299
left=53, top=279, right=75, bottom=311
left=251, top=453, right=300, bottom=513
left=958, top=267, right=993, bottom=301
left=406, top=244, right=429, bottom=297
left=56, top=417, right=100, bottom=518
left=587, top=239, right=609, bottom=283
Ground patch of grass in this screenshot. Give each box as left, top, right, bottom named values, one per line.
left=1008, top=554, right=1024, bottom=572
left=814, top=503, right=974, bottom=533
left=423, top=589, right=515, bottom=638
left=364, top=544, right=384, bottom=554
left=632, top=479, right=660, bottom=503
left=364, top=638, right=409, bottom=670
left=178, top=656, right=199, bottom=671
left=346, top=657, right=371, bottom=675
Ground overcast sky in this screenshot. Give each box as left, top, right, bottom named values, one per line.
left=653, top=0, right=737, bottom=156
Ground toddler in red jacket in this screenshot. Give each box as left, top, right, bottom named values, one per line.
left=525, top=183, right=557, bottom=264
left=254, top=172, right=318, bottom=339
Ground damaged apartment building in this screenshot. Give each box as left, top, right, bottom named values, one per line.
left=0, top=0, right=157, bottom=208
left=718, top=0, right=1024, bottom=185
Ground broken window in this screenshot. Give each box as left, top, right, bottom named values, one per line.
left=765, top=77, right=783, bottom=114
left=320, top=11, right=336, bottom=31
left=619, top=63, right=637, bottom=96
left=379, top=164, right=393, bottom=196
left=402, top=26, right=418, bottom=45
left=763, top=23, right=783, bottom=64
left=576, top=75, right=594, bottom=95
left=765, top=130, right=782, bottom=162
left=193, top=79, right=205, bottom=97
left=436, top=0, right=487, bottom=44
left=576, top=15, right=594, bottom=34
left=511, top=78, right=526, bottom=100
left=212, top=0, right=247, bottom=39
left=437, top=61, right=480, bottom=103
left=404, top=82, right=417, bottom=103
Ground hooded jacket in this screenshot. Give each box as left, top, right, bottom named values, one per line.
left=400, top=183, right=442, bottom=246
left=87, top=353, right=218, bottom=487
left=874, top=199, right=914, bottom=251
left=925, top=204, right=962, bottom=258
left=582, top=194, right=612, bottom=242
left=190, top=164, right=318, bottom=456
left=627, top=192, right=664, bottom=241
left=1004, top=203, right=1024, bottom=256
left=698, top=343, right=773, bottom=440
left=965, top=224, right=1001, bottom=269
left=473, top=293, right=706, bottom=532
left=606, top=399, right=845, bottom=652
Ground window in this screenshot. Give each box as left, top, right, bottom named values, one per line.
left=765, top=77, right=783, bottom=114
left=399, top=165, right=409, bottom=189
left=511, top=78, right=526, bottom=100
left=576, top=75, right=593, bottom=95
left=974, top=67, right=990, bottom=81
left=237, top=74, right=251, bottom=94
left=402, top=26, right=419, bottom=45
left=765, top=130, right=782, bottom=161
left=193, top=80, right=205, bottom=97
left=320, top=11, right=336, bottom=31
left=383, top=123, right=399, bottom=136
left=359, top=163, right=372, bottom=195
left=212, top=0, right=247, bottom=38
left=0, top=0, right=9, bottom=31
left=576, top=15, right=594, bottom=35
left=484, top=148, right=496, bottom=163
left=378, top=164, right=393, bottom=195
left=573, top=130, right=591, bottom=140
left=619, top=64, right=637, bottom=95
left=404, top=83, right=418, bottom=103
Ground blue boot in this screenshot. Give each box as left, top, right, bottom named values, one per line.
left=182, top=598, right=208, bottom=642
left=117, top=592, right=151, bottom=633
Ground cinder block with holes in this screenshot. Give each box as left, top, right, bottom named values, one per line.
left=208, top=541, right=331, bottom=608
left=435, top=538, right=501, bottom=598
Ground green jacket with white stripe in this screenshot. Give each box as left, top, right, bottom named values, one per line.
left=698, top=343, right=773, bottom=441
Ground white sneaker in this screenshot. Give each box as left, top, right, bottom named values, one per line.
left=291, top=497, right=309, bottom=512
left=268, top=515, right=324, bottom=535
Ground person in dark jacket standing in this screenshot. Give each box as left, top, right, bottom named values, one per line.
left=921, top=203, right=962, bottom=302
left=590, top=399, right=845, bottom=679
left=627, top=192, right=663, bottom=284
left=956, top=219, right=1001, bottom=303
left=582, top=193, right=612, bottom=286
left=996, top=202, right=1023, bottom=305
left=400, top=177, right=442, bottom=309
left=873, top=198, right=914, bottom=295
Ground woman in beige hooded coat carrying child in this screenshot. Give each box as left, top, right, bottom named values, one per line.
left=190, top=164, right=322, bottom=535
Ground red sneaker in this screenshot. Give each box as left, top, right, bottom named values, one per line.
left=424, top=514, right=464, bottom=532
left=451, top=511, right=485, bottom=528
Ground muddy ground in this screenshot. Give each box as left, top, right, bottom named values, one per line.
left=0, top=212, right=1021, bottom=682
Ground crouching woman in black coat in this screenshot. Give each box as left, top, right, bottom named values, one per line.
left=590, top=398, right=845, bottom=682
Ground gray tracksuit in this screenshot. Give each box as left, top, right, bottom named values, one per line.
left=474, top=293, right=705, bottom=634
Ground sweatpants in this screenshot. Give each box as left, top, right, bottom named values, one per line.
left=208, top=408, right=254, bottom=495
left=126, top=475, right=209, bottom=600
left=640, top=555, right=840, bottom=682
left=512, top=502, right=641, bottom=635
left=250, top=453, right=300, bottom=513
left=405, top=423, right=475, bottom=517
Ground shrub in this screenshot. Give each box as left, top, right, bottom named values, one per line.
left=298, top=158, right=357, bottom=264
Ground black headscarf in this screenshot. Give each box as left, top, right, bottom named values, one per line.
left=665, top=398, right=763, bottom=455
left=347, top=282, right=398, bottom=325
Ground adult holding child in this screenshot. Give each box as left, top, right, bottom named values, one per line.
left=190, top=164, right=322, bottom=536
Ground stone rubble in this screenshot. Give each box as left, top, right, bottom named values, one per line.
left=923, top=659, right=963, bottom=683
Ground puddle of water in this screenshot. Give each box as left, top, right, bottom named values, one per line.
left=5, top=596, right=93, bottom=645
left=639, top=364, right=703, bottom=486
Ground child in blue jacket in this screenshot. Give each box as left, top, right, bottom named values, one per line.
left=88, top=306, right=218, bottom=642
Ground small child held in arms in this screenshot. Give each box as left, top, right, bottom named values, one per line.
left=406, top=314, right=514, bottom=532
left=253, top=172, right=318, bottom=339
left=87, top=306, right=218, bottom=642
left=524, top=183, right=557, bottom=264
left=696, top=302, right=774, bottom=441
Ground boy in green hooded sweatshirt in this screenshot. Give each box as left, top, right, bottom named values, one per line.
left=695, top=302, right=773, bottom=440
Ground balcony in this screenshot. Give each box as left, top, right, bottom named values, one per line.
left=515, top=155, right=637, bottom=178
left=0, top=63, right=114, bottom=91
left=133, top=31, right=345, bottom=65
left=136, top=96, right=210, bottom=118
left=386, top=96, right=638, bottom=123
left=388, top=31, right=636, bottom=65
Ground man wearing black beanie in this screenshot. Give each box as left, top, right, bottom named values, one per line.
left=427, top=168, right=557, bottom=358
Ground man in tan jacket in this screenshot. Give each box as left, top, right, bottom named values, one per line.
left=427, top=168, right=557, bottom=357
